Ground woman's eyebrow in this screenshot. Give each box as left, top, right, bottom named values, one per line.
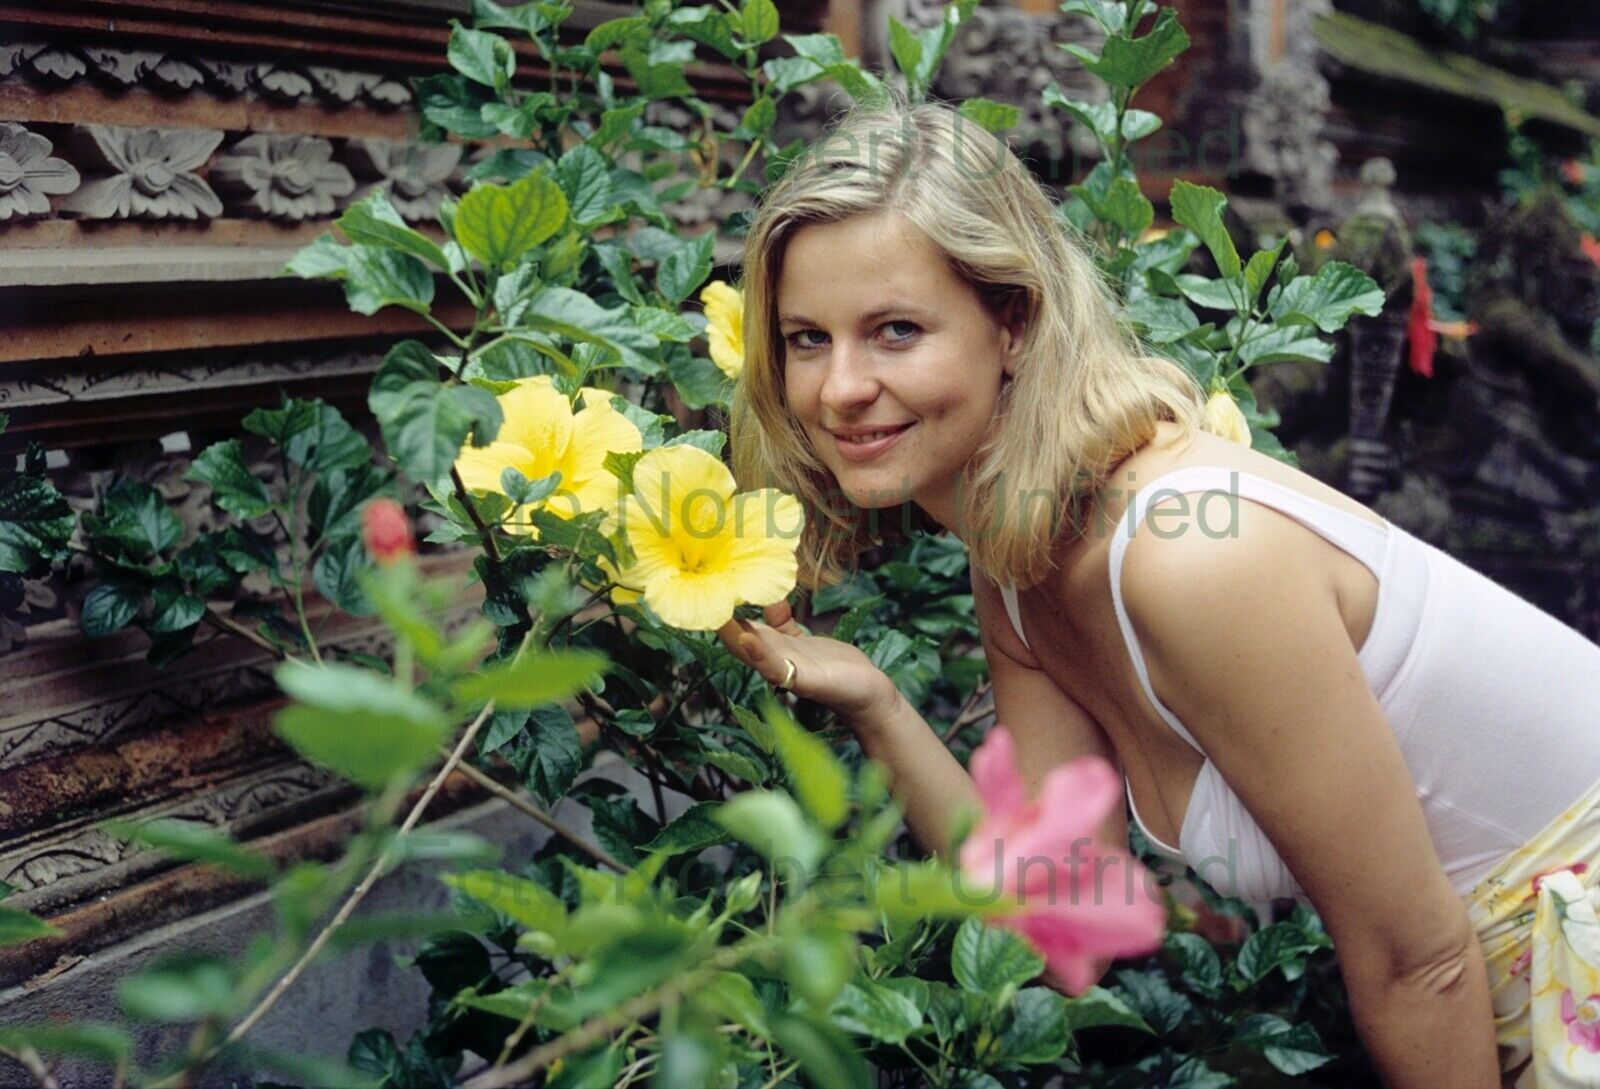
left=777, top=305, right=919, bottom=328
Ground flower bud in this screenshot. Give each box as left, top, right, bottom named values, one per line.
left=361, top=498, right=414, bottom=566
left=1200, top=388, right=1251, bottom=446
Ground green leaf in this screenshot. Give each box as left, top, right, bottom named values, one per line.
left=1262, top=1022, right=1334, bottom=1075
left=1086, top=176, right=1154, bottom=238
left=1113, top=968, right=1191, bottom=1034
left=715, top=790, right=826, bottom=878
left=828, top=980, right=922, bottom=1044
left=312, top=535, right=374, bottom=616
left=662, top=429, right=726, bottom=456
left=770, top=1013, right=871, bottom=1089
left=784, top=928, right=857, bottom=1009
left=336, top=190, right=451, bottom=270
left=1242, top=238, right=1286, bottom=304
left=119, top=951, right=235, bottom=1022
left=556, top=144, right=613, bottom=227
left=1063, top=5, right=1189, bottom=88
left=1166, top=931, right=1224, bottom=997
left=455, top=171, right=569, bottom=270
left=341, top=245, right=435, bottom=316
left=85, top=478, right=182, bottom=560
left=0, top=904, right=60, bottom=946
left=952, top=917, right=1044, bottom=992
left=1233, top=917, right=1331, bottom=985
left=283, top=232, right=349, bottom=279
left=148, top=582, right=206, bottom=633
left=1270, top=260, right=1386, bottom=332
left=0, top=472, right=73, bottom=576
left=243, top=399, right=371, bottom=473
left=585, top=15, right=648, bottom=53
left=450, top=648, right=607, bottom=710
left=1168, top=181, right=1239, bottom=279
left=1124, top=295, right=1200, bottom=344
left=274, top=660, right=451, bottom=790
left=81, top=578, right=143, bottom=638
left=187, top=439, right=273, bottom=519
left=887, top=18, right=923, bottom=85
left=494, top=704, right=584, bottom=802
left=663, top=348, right=732, bottom=409
left=995, top=987, right=1068, bottom=1064
left=309, top=464, right=392, bottom=543
left=742, top=0, right=779, bottom=44
left=0, top=1024, right=131, bottom=1067
left=741, top=95, right=777, bottom=137
left=1173, top=273, right=1243, bottom=312
left=449, top=23, right=516, bottom=89
left=766, top=699, right=849, bottom=832
left=871, top=859, right=1005, bottom=926
left=655, top=1029, right=723, bottom=1089
left=642, top=801, right=731, bottom=857
left=369, top=341, right=503, bottom=488
left=444, top=870, right=567, bottom=935
left=655, top=231, right=716, bottom=306
left=958, top=96, right=1021, bottom=133
left=1233, top=324, right=1335, bottom=368
left=1061, top=984, right=1153, bottom=1034
left=104, top=817, right=276, bottom=880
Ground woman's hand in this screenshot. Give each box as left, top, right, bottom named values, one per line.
left=716, top=601, right=897, bottom=729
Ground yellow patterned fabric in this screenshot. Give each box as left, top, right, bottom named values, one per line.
left=1467, top=774, right=1600, bottom=1088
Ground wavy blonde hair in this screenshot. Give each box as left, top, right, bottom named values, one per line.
left=729, top=96, right=1204, bottom=589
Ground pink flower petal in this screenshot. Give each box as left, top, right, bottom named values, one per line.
left=969, top=727, right=1028, bottom=820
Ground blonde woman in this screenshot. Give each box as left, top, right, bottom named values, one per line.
left=715, top=98, right=1600, bottom=1089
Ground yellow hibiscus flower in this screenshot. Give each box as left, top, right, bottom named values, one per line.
left=612, top=444, right=802, bottom=630
left=1200, top=387, right=1252, bottom=447
left=453, top=375, right=643, bottom=535
left=700, top=280, right=745, bottom=380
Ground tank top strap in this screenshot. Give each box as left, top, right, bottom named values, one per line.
left=999, top=582, right=1029, bottom=650
left=1107, top=465, right=1393, bottom=756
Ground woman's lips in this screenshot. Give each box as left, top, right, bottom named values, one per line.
left=831, top=423, right=913, bottom=462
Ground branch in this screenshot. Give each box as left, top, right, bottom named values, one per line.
left=444, top=752, right=626, bottom=872
left=451, top=466, right=502, bottom=566
left=225, top=697, right=501, bottom=1045
left=939, top=679, right=994, bottom=745
left=202, top=605, right=289, bottom=660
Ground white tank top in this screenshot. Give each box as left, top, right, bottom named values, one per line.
left=998, top=465, right=1600, bottom=902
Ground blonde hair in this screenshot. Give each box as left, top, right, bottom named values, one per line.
left=729, top=96, right=1204, bottom=589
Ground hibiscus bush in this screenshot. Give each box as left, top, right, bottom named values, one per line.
left=0, top=2, right=1388, bottom=1087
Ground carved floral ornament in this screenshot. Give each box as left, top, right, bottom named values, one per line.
left=212, top=134, right=355, bottom=220
left=0, top=40, right=411, bottom=109
left=60, top=124, right=224, bottom=220
left=348, top=138, right=463, bottom=221
left=0, top=123, right=79, bottom=220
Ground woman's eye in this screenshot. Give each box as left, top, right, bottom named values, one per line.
left=784, top=323, right=921, bottom=351
left=882, top=320, right=920, bottom=343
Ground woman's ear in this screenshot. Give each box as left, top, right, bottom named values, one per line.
left=1000, top=292, right=1028, bottom=375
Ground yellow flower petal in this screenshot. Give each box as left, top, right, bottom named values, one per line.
left=700, top=280, right=745, bottom=380
left=564, top=398, right=645, bottom=520
left=718, top=490, right=803, bottom=607
left=617, top=445, right=800, bottom=631
left=493, top=376, right=574, bottom=458
left=454, top=440, right=538, bottom=496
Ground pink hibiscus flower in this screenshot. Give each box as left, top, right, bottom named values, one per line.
left=1561, top=988, right=1600, bottom=1052
left=958, top=727, right=1167, bottom=994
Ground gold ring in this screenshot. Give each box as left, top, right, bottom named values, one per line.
left=779, top=658, right=797, bottom=690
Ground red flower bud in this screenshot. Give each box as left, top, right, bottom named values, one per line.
left=361, top=498, right=414, bottom=566
left=1407, top=256, right=1438, bottom=379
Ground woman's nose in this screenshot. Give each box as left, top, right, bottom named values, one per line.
left=818, top=341, right=878, bottom=412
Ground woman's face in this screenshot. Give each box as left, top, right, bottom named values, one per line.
left=776, top=211, right=1021, bottom=531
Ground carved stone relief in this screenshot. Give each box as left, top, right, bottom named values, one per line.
left=0, top=122, right=79, bottom=220
left=212, top=134, right=357, bottom=220
left=0, top=39, right=413, bottom=110
left=346, top=138, right=464, bottom=221
left=1236, top=0, right=1337, bottom=214
left=59, top=124, right=225, bottom=220
left=859, top=1, right=1107, bottom=171
left=0, top=345, right=386, bottom=412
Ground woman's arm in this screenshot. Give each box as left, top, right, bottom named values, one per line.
left=1121, top=498, right=1500, bottom=1089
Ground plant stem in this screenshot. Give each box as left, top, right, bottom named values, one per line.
left=225, top=696, right=502, bottom=1045
left=202, top=606, right=289, bottom=660
left=443, top=751, right=625, bottom=872
left=0, top=1048, right=59, bottom=1089
left=451, top=466, right=502, bottom=566
left=939, top=679, right=994, bottom=744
